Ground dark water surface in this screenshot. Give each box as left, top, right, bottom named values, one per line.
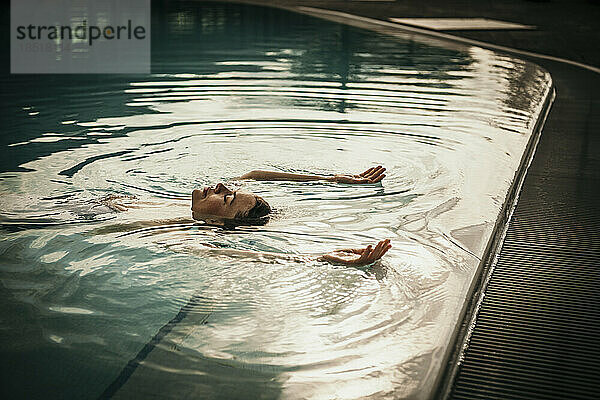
left=0, top=2, right=551, bottom=399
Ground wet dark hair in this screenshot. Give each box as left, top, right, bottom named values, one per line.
left=233, top=195, right=271, bottom=226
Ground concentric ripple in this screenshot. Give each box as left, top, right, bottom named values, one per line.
left=0, top=2, right=552, bottom=399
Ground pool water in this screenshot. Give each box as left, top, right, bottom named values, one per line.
left=0, top=2, right=551, bottom=399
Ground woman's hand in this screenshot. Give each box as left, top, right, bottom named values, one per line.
left=100, top=194, right=138, bottom=212
left=333, top=166, right=386, bottom=184
left=321, top=239, right=391, bottom=266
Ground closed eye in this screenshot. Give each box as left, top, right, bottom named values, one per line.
left=224, top=191, right=236, bottom=205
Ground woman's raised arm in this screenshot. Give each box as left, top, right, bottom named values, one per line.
left=235, top=166, right=386, bottom=184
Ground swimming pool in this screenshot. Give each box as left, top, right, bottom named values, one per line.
left=0, top=2, right=552, bottom=399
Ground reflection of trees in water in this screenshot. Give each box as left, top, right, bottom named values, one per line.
left=287, top=24, right=354, bottom=113
left=153, top=1, right=308, bottom=69
left=154, top=2, right=475, bottom=114
left=501, top=59, right=547, bottom=115
left=287, top=23, right=475, bottom=113
left=289, top=25, right=474, bottom=82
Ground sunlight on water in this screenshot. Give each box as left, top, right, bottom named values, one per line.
left=0, top=2, right=551, bottom=399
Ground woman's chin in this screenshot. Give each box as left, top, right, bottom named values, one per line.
left=192, top=211, right=226, bottom=225
left=205, top=218, right=226, bottom=226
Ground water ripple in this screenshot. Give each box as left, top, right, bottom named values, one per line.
left=0, top=2, right=552, bottom=399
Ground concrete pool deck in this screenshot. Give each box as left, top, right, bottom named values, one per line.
left=215, top=1, right=600, bottom=398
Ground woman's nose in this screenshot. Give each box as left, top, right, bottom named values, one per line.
left=191, top=189, right=202, bottom=204
left=215, top=183, right=229, bottom=193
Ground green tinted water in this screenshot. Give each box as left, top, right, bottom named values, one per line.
left=0, top=2, right=551, bottom=399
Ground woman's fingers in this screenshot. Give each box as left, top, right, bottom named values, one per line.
left=346, top=166, right=387, bottom=184
left=358, top=245, right=372, bottom=262
left=370, top=240, right=385, bottom=259
left=373, top=239, right=391, bottom=259
left=359, top=165, right=384, bottom=177
left=328, top=240, right=392, bottom=266
left=367, top=166, right=385, bottom=178
left=372, top=239, right=388, bottom=260
left=361, top=166, right=380, bottom=178
left=367, top=165, right=385, bottom=176
left=361, top=239, right=391, bottom=262
left=363, top=241, right=382, bottom=263
left=361, top=166, right=386, bottom=182
left=370, top=173, right=385, bottom=183
left=359, top=167, right=375, bottom=177
left=381, top=243, right=392, bottom=258
left=368, top=165, right=384, bottom=175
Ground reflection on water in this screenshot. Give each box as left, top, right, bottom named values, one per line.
left=0, top=2, right=551, bottom=399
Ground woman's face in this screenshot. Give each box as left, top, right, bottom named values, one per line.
left=191, top=183, right=257, bottom=220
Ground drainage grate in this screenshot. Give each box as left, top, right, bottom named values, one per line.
left=450, top=155, right=600, bottom=398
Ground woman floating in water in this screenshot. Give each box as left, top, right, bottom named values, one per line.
left=104, top=166, right=391, bottom=267
left=189, top=166, right=390, bottom=266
